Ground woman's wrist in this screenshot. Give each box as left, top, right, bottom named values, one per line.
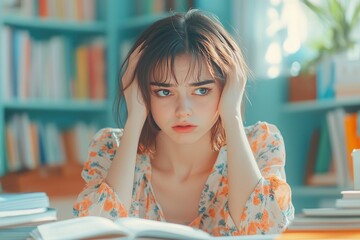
left=125, top=114, right=147, bottom=133
left=221, top=112, right=243, bottom=129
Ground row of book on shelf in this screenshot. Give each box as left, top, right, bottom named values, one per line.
left=2, top=0, right=100, bottom=22
left=305, top=108, right=360, bottom=188
left=5, top=113, right=97, bottom=173
left=133, top=0, right=194, bottom=16
left=1, top=26, right=106, bottom=101
left=0, top=192, right=56, bottom=240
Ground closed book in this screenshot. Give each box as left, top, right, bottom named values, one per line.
left=0, top=208, right=56, bottom=228
left=343, top=112, right=360, bottom=182
left=304, top=129, right=320, bottom=185
left=341, top=191, right=360, bottom=200
left=290, top=215, right=360, bottom=227
left=75, top=46, right=89, bottom=99
left=0, top=192, right=49, bottom=211
left=314, top=123, right=331, bottom=174
left=302, top=207, right=360, bottom=217
left=336, top=199, right=360, bottom=208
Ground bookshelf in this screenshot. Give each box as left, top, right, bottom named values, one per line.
left=0, top=0, right=116, bottom=193
left=283, top=97, right=360, bottom=113
left=284, top=98, right=360, bottom=210
left=0, top=0, right=230, bottom=196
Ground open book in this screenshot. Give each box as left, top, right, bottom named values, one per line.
left=30, top=216, right=212, bottom=240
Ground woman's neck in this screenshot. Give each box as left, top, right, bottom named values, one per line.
left=151, top=131, right=218, bottom=182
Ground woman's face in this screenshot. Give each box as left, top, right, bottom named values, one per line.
left=150, top=54, right=222, bottom=145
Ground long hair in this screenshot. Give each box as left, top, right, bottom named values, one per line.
left=114, top=9, right=249, bottom=155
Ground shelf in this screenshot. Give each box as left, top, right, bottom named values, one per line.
left=283, top=97, right=360, bottom=113
left=120, top=13, right=169, bottom=31
left=292, top=186, right=343, bottom=197
left=3, top=100, right=109, bottom=112
left=2, top=15, right=106, bottom=33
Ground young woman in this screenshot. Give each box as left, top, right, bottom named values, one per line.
left=73, top=9, right=294, bottom=236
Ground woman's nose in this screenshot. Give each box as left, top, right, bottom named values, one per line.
left=175, top=95, right=192, bottom=118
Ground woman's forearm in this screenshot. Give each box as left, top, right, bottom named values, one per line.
left=105, top=117, right=144, bottom=211
left=223, top=115, right=262, bottom=227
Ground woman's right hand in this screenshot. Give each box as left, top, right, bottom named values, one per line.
left=122, top=44, right=148, bottom=124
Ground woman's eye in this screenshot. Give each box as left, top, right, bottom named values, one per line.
left=194, top=88, right=210, bottom=95
left=156, top=89, right=171, bottom=97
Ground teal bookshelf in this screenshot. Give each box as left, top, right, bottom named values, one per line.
left=120, top=14, right=170, bottom=31
left=0, top=0, right=114, bottom=178
left=0, top=4, right=5, bottom=176
left=2, top=15, right=106, bottom=33
left=0, top=0, right=228, bottom=193
left=2, top=101, right=109, bottom=112
left=283, top=98, right=360, bottom=113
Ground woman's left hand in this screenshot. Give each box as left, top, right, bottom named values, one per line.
left=218, top=51, right=247, bottom=122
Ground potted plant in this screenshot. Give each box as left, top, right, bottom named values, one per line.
left=302, top=0, right=360, bottom=67
left=289, top=0, right=360, bottom=102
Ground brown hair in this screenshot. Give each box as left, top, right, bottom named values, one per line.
left=114, top=9, right=249, bottom=155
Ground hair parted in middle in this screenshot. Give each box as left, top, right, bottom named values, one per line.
left=114, top=9, right=249, bottom=155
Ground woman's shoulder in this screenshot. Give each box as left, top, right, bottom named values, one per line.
left=245, top=121, right=282, bottom=140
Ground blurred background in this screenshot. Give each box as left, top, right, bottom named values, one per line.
left=0, top=0, right=360, bottom=220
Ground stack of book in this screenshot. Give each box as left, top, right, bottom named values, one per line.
left=288, top=190, right=360, bottom=231
left=0, top=192, right=57, bottom=240
left=336, top=190, right=360, bottom=209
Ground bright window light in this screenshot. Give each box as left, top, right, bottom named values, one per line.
left=267, top=66, right=280, bottom=78
left=266, top=42, right=282, bottom=64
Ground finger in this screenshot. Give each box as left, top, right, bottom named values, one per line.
left=123, top=43, right=145, bottom=86
left=129, top=42, right=144, bottom=62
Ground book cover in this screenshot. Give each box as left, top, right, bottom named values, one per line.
left=304, top=129, right=320, bottom=185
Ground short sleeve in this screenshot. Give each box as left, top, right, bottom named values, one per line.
left=73, top=128, right=128, bottom=219
left=238, top=122, right=294, bottom=235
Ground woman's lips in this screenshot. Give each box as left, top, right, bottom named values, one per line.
left=172, top=125, right=197, bottom=133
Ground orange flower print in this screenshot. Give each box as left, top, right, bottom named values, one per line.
left=240, top=209, right=247, bottom=221
left=251, top=140, right=258, bottom=153
left=272, top=140, right=279, bottom=147
left=258, top=209, right=274, bottom=232
left=103, top=198, right=114, bottom=211
left=212, top=227, right=228, bottom=236
left=263, top=185, right=270, bottom=196
left=253, top=194, right=260, bottom=206
left=89, top=151, right=97, bottom=157
left=118, top=204, right=128, bottom=217
left=220, top=186, right=228, bottom=196
left=269, top=176, right=282, bottom=191
left=247, top=221, right=258, bottom=235
left=209, top=208, right=216, bottom=218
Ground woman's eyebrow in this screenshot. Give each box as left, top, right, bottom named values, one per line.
left=150, top=82, right=174, bottom=87
left=149, top=80, right=215, bottom=87
left=189, top=80, right=215, bottom=87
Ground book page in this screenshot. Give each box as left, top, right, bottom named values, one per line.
left=36, top=216, right=129, bottom=240
left=116, top=218, right=210, bottom=240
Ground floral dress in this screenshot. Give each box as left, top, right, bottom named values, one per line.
left=73, top=121, right=294, bottom=236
